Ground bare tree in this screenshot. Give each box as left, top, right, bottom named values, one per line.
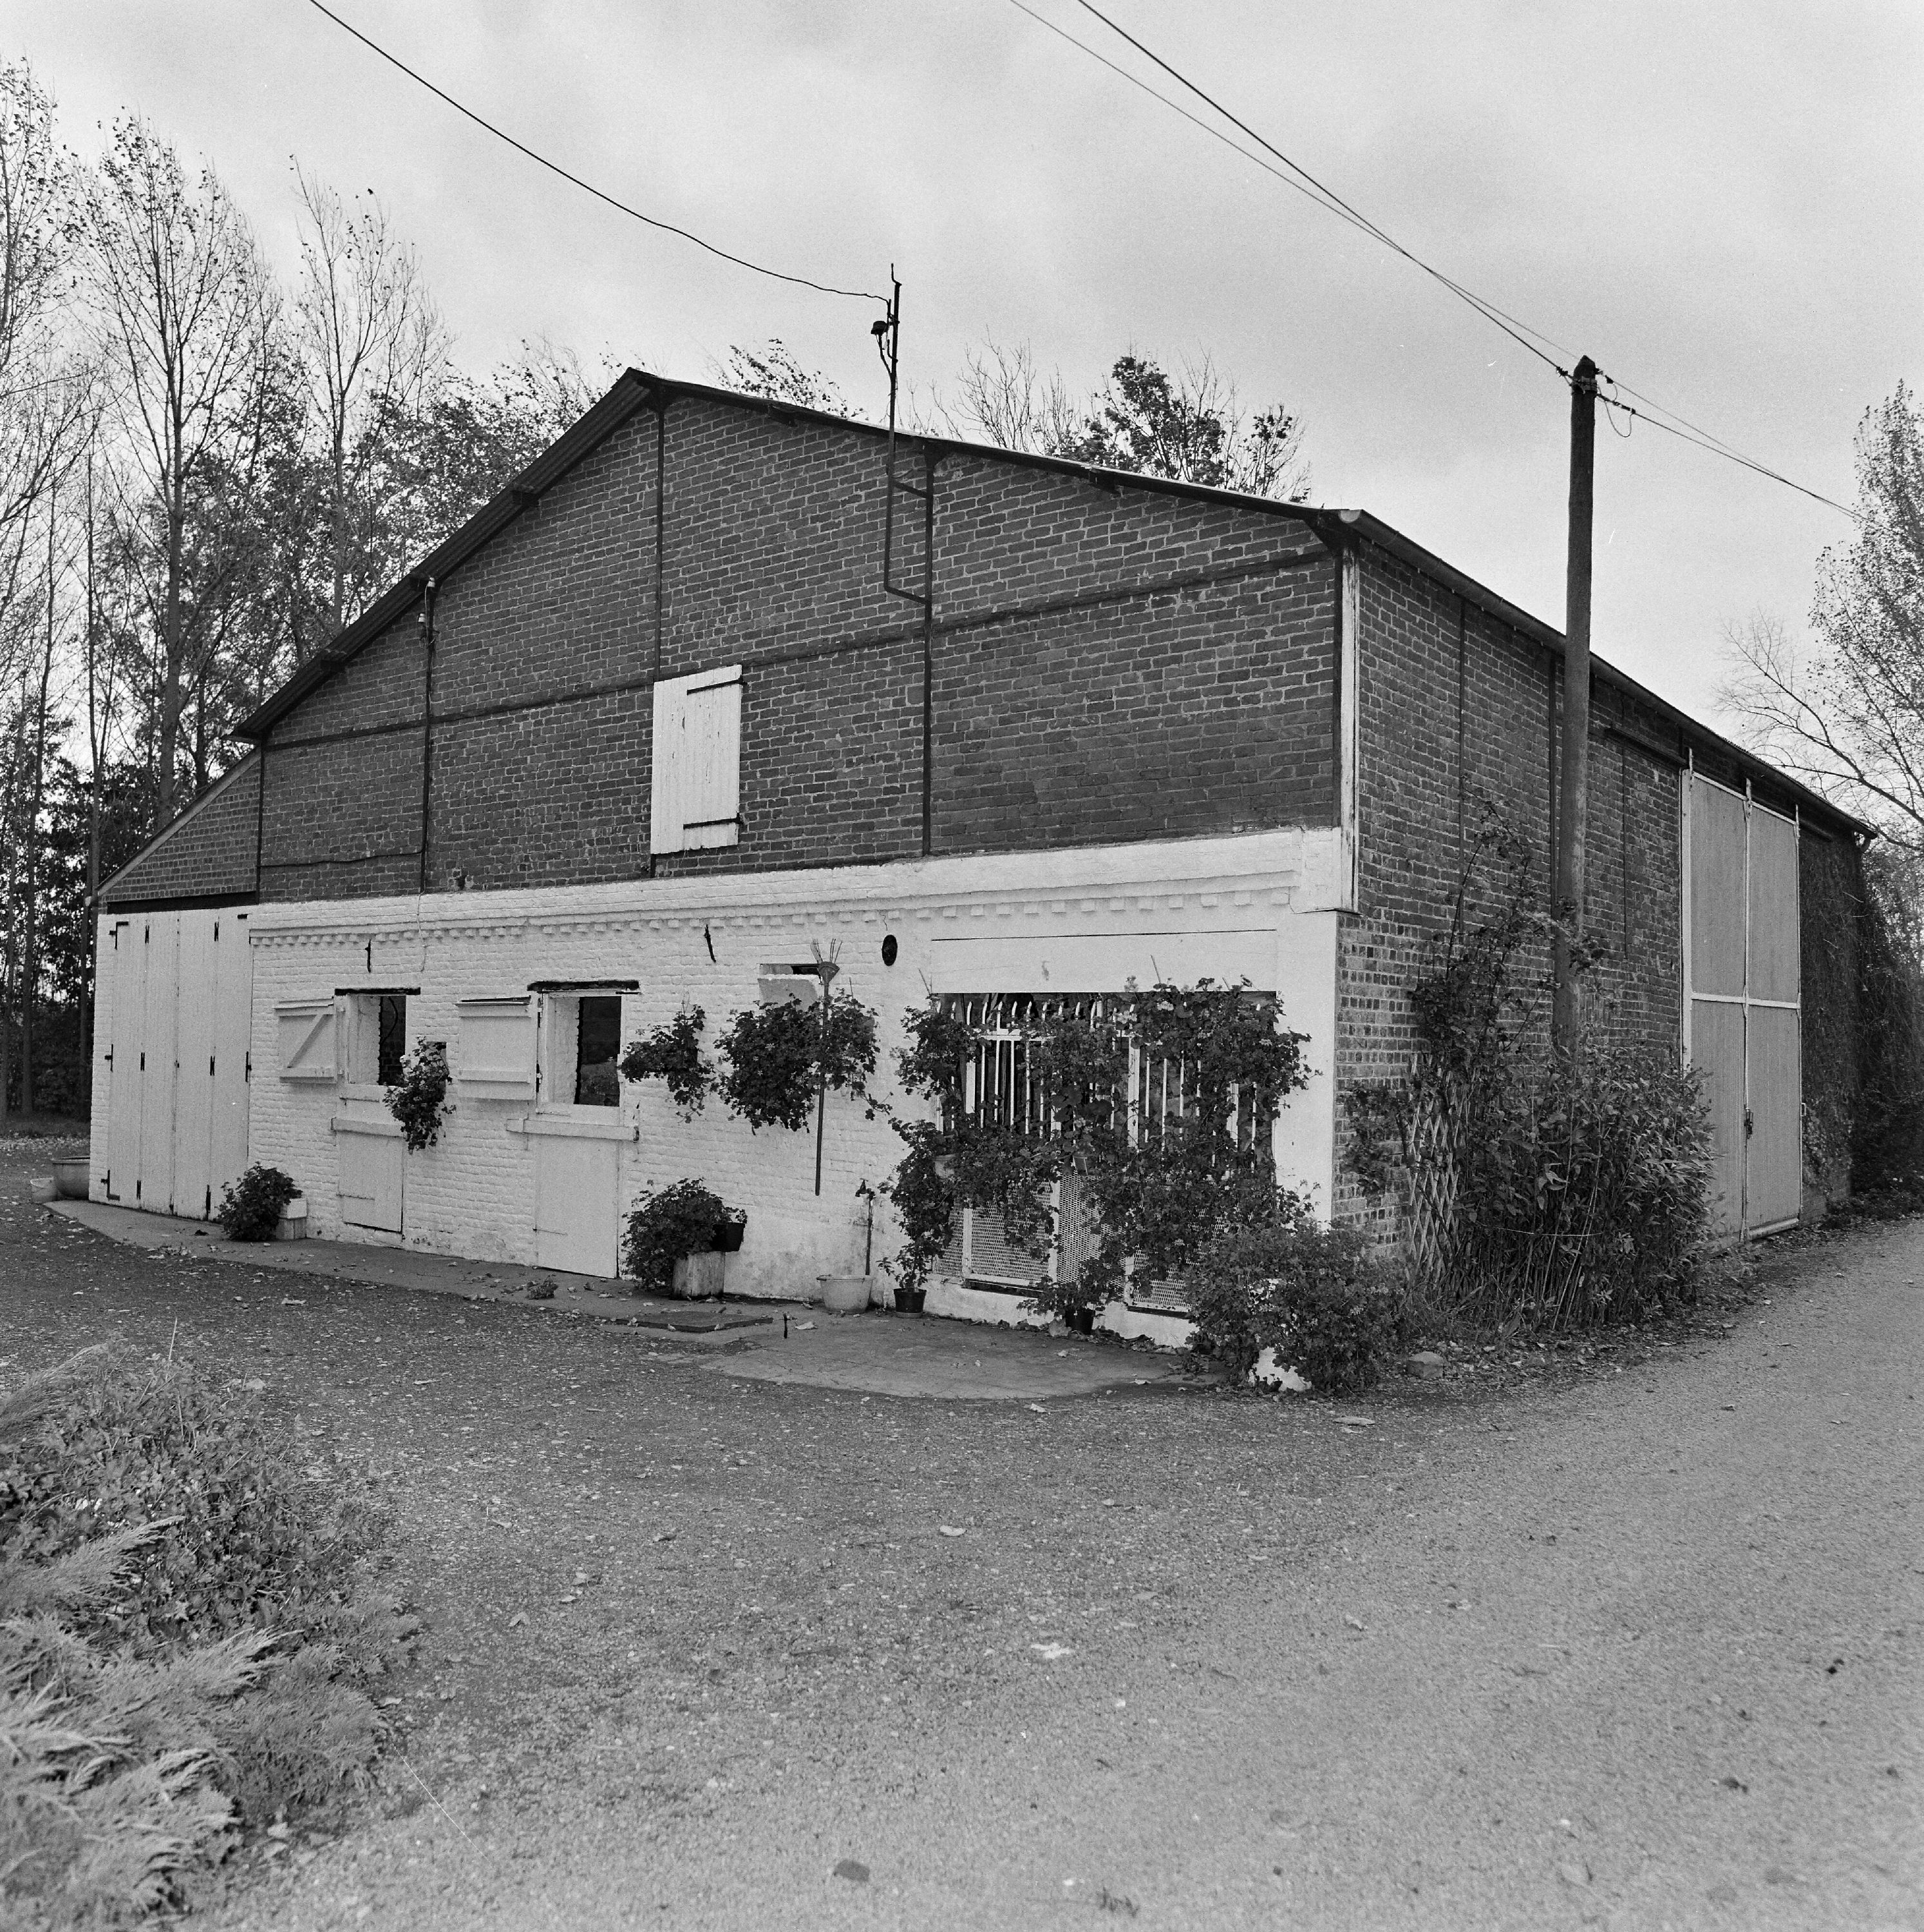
left=82, top=117, right=278, bottom=824
left=1723, top=384, right=1924, bottom=852
left=715, top=339, right=849, bottom=417
left=291, top=165, right=446, bottom=639
left=923, top=339, right=1312, bottom=501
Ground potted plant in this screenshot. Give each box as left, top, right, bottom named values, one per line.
left=624, top=1179, right=740, bottom=1298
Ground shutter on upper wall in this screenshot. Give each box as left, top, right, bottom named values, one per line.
left=650, top=665, right=742, bottom=853
left=276, top=999, right=337, bottom=1081
left=455, top=996, right=536, bottom=1097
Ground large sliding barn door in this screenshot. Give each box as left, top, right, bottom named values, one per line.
left=1685, top=772, right=1802, bottom=1239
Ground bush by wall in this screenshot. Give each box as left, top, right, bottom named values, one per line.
left=1187, top=1201, right=1404, bottom=1392
left=216, top=1164, right=299, bottom=1242
left=623, top=1178, right=731, bottom=1294
left=1346, top=807, right=1712, bottom=1330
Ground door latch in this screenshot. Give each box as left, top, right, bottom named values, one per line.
left=1744, top=1108, right=1755, bottom=1139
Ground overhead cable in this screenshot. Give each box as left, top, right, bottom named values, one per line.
left=1032, top=0, right=1867, bottom=526
left=301, top=0, right=887, bottom=305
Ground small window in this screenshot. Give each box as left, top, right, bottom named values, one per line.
left=341, top=992, right=409, bottom=1086
left=574, top=996, right=622, bottom=1106
left=376, top=994, right=408, bottom=1086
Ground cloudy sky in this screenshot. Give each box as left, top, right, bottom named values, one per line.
left=10, top=0, right=1919, bottom=730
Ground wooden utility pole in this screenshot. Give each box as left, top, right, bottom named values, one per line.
left=1552, top=355, right=1599, bottom=1059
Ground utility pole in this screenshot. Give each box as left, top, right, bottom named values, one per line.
left=1552, top=355, right=1598, bottom=1060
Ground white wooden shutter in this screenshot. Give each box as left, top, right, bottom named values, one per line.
left=456, top=996, right=536, bottom=1097
left=276, top=999, right=337, bottom=1082
left=651, top=665, right=741, bottom=853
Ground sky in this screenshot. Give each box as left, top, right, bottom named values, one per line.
left=8, top=0, right=1920, bottom=734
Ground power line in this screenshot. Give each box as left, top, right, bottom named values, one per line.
left=301, top=0, right=887, bottom=306
left=1062, top=0, right=1569, bottom=375
left=1030, top=0, right=1866, bottom=527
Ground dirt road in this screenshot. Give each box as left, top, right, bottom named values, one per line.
left=3, top=1139, right=1918, bottom=1929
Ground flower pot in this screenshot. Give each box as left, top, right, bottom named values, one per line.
left=712, top=1213, right=747, bottom=1253
left=1069, top=1305, right=1097, bottom=1336
left=894, top=1286, right=928, bottom=1316
left=272, top=1195, right=308, bottom=1242
left=818, top=1274, right=872, bottom=1315
left=51, top=1157, right=90, bottom=1200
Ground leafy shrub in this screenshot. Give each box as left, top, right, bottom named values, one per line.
left=623, top=1178, right=730, bottom=1293
left=618, top=1003, right=712, bottom=1119
left=386, top=1039, right=450, bottom=1151
left=1188, top=1203, right=1404, bottom=1392
left=215, top=1164, right=297, bottom=1242
left=1447, top=1038, right=1712, bottom=1328
left=0, top=1347, right=409, bottom=1922
left=715, top=994, right=877, bottom=1132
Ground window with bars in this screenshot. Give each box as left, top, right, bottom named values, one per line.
left=939, top=992, right=1274, bottom=1309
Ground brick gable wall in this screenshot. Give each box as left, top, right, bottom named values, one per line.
left=247, top=399, right=1339, bottom=901
left=1334, top=539, right=1687, bottom=1231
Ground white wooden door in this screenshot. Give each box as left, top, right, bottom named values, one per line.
left=209, top=911, right=253, bottom=1206
left=135, top=915, right=179, bottom=1213
left=337, top=1117, right=404, bottom=1232
left=172, top=915, right=216, bottom=1220
left=100, top=918, right=141, bottom=1202
left=533, top=1133, right=621, bottom=1276
left=1685, top=772, right=1802, bottom=1239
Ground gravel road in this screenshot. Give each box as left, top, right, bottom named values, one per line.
left=3, top=1138, right=1918, bottom=1931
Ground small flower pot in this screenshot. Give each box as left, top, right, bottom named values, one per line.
left=894, top=1286, right=928, bottom=1316
left=712, top=1212, right=747, bottom=1253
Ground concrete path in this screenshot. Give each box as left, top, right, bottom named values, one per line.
left=45, top=1197, right=1185, bottom=1401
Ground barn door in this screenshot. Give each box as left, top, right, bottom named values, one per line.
left=136, top=916, right=179, bottom=1213
left=1685, top=772, right=1802, bottom=1240
left=533, top=1133, right=621, bottom=1276
left=102, top=918, right=141, bottom=1202
left=208, top=913, right=253, bottom=1208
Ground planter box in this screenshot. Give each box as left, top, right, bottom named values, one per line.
left=51, top=1158, right=90, bottom=1200
left=671, top=1250, right=725, bottom=1300
left=818, top=1274, right=872, bottom=1315
left=273, top=1196, right=308, bottom=1242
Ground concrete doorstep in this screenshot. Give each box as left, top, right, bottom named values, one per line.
left=42, top=1197, right=1189, bottom=1403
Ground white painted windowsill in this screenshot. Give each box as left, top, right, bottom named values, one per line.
left=330, top=1115, right=402, bottom=1139
left=505, top=1112, right=636, bottom=1142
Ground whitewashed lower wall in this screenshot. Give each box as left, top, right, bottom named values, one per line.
left=244, top=828, right=1343, bottom=1312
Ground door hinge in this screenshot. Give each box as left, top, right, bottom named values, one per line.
left=209, top=1055, right=216, bottom=1077
left=245, top=1051, right=252, bottom=1081
left=135, top=1179, right=142, bottom=1200
left=139, top=1051, right=146, bottom=1071
left=1744, top=1108, right=1755, bottom=1138
left=104, top=1046, right=113, bottom=1067
left=204, top=1185, right=212, bottom=1218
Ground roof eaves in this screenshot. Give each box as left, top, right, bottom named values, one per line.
left=97, top=749, right=260, bottom=905
left=236, top=372, right=659, bottom=741
left=1327, top=508, right=1872, bottom=841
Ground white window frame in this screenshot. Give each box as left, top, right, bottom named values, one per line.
left=650, top=663, right=742, bottom=854
left=536, top=990, right=630, bottom=1113
left=339, top=991, right=410, bottom=1099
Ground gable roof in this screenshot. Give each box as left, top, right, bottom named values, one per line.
left=234, top=365, right=1869, bottom=840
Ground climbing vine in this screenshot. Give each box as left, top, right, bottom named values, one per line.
left=618, top=1003, right=713, bottom=1120
left=1344, top=805, right=1711, bottom=1330
left=881, top=980, right=1309, bottom=1313
left=386, top=1041, right=451, bottom=1151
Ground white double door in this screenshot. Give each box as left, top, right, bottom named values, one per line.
left=1685, top=772, right=1802, bottom=1239
left=97, top=907, right=253, bottom=1219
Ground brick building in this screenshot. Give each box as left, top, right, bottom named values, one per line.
left=88, top=369, right=1869, bottom=1332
